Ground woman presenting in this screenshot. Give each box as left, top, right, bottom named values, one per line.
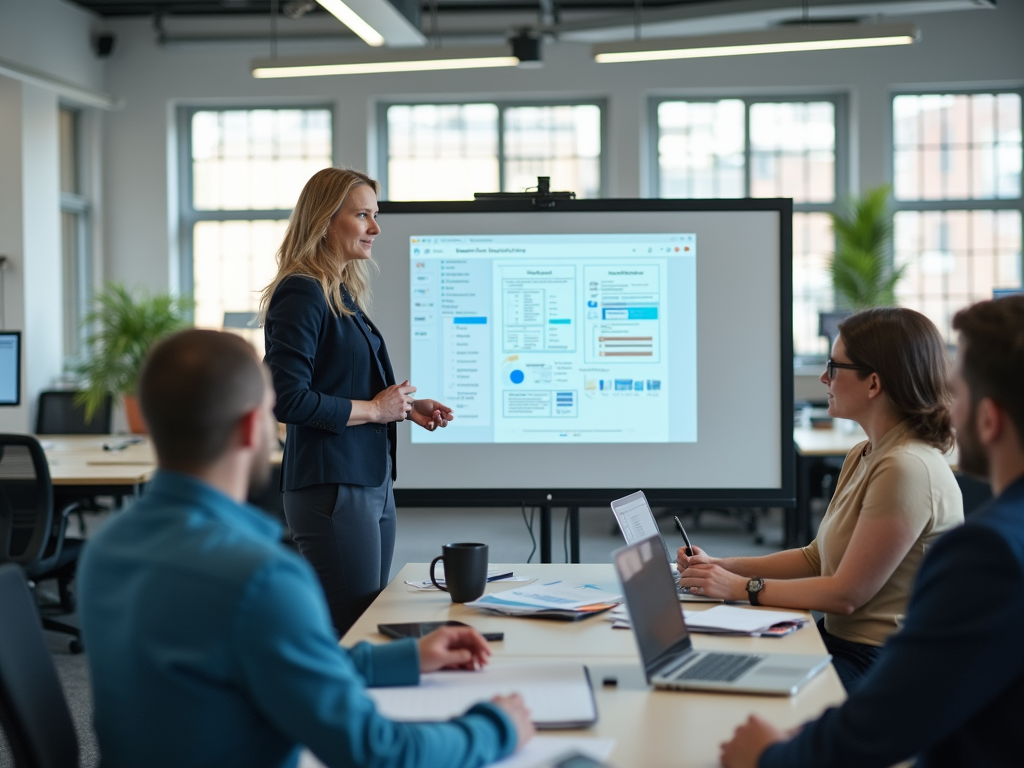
left=677, top=308, right=963, bottom=690
left=260, top=168, right=452, bottom=635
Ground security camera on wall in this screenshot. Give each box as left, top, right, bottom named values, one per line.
left=94, top=33, right=115, bottom=58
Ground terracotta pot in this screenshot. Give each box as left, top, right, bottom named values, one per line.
left=122, top=394, right=148, bottom=434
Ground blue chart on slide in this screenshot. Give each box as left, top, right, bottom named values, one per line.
left=410, top=234, right=697, bottom=444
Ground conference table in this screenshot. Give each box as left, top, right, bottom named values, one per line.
left=343, top=563, right=847, bottom=768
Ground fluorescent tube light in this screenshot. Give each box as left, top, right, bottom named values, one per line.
left=252, top=46, right=522, bottom=78
left=593, top=23, right=919, bottom=64
left=317, top=0, right=385, bottom=47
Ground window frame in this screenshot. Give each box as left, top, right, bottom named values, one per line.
left=175, top=103, right=335, bottom=303
left=648, top=94, right=849, bottom=363
left=59, top=104, right=92, bottom=361
left=889, top=87, right=1024, bottom=337
left=376, top=98, right=609, bottom=201
left=647, top=94, right=849, bottom=211
left=889, top=87, right=1024, bottom=214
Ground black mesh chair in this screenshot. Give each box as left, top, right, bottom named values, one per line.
left=36, top=390, right=115, bottom=525
left=0, top=563, right=79, bottom=768
left=0, top=435, right=83, bottom=653
left=35, top=391, right=112, bottom=435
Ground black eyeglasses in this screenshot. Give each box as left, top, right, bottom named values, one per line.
left=826, top=358, right=873, bottom=380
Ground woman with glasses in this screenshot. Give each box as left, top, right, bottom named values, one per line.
left=677, top=307, right=963, bottom=690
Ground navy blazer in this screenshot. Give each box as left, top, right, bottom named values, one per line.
left=761, top=474, right=1024, bottom=768
left=264, top=275, right=397, bottom=491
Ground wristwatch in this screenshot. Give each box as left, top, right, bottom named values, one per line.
left=746, top=577, right=765, bottom=606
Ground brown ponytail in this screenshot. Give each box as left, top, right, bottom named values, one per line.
left=838, top=307, right=954, bottom=452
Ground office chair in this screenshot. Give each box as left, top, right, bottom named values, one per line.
left=35, top=391, right=112, bottom=435
left=0, top=435, right=84, bottom=653
left=0, top=564, right=80, bottom=768
left=36, top=390, right=115, bottom=526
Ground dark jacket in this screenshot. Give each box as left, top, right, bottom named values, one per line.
left=264, top=275, right=397, bottom=491
left=761, top=474, right=1024, bottom=768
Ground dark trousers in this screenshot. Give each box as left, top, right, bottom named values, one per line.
left=283, top=459, right=396, bottom=637
left=817, top=617, right=883, bottom=692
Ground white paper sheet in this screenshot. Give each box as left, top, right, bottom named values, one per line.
left=297, top=737, right=615, bottom=768
left=366, top=662, right=596, bottom=727
left=681, top=605, right=808, bottom=633
left=490, top=737, right=616, bottom=768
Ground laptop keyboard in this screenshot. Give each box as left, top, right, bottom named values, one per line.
left=673, top=653, right=764, bottom=683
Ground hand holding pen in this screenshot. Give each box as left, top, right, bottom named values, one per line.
left=674, top=515, right=714, bottom=571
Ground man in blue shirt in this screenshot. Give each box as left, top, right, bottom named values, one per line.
left=720, top=295, right=1024, bottom=768
left=78, top=329, right=533, bottom=768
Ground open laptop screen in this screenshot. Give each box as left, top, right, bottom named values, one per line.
left=614, top=536, right=692, bottom=671
left=610, top=490, right=671, bottom=561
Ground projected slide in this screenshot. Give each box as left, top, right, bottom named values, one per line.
left=410, top=234, right=696, bottom=444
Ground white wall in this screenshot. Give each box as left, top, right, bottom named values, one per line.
left=0, top=0, right=103, bottom=431
left=0, top=0, right=106, bottom=92
left=99, top=2, right=1024, bottom=293
left=0, top=81, right=67, bottom=432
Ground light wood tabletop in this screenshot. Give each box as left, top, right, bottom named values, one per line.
left=344, top=563, right=847, bottom=768
left=41, top=435, right=157, bottom=487
left=39, top=434, right=283, bottom=488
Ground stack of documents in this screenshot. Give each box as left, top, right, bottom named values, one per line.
left=684, top=606, right=809, bottom=636
left=467, top=580, right=622, bottom=620
left=610, top=604, right=809, bottom=637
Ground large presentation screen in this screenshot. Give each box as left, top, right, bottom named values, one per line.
left=372, top=200, right=793, bottom=506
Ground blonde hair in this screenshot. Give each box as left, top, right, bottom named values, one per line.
left=259, top=167, right=380, bottom=322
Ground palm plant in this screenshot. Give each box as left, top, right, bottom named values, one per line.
left=829, top=184, right=905, bottom=309
left=75, top=283, right=193, bottom=424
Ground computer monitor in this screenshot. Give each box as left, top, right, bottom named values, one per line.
left=0, top=331, right=21, bottom=406
left=994, top=288, right=1024, bottom=299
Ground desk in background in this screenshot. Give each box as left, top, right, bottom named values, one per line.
left=791, top=425, right=987, bottom=548
left=40, top=435, right=285, bottom=517
left=345, top=563, right=846, bottom=768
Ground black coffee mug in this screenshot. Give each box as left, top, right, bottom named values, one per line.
left=430, top=542, right=489, bottom=603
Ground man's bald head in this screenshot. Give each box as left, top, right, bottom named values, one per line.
left=139, top=330, right=269, bottom=470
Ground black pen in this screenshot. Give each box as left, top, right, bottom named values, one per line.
left=673, top=516, right=694, bottom=556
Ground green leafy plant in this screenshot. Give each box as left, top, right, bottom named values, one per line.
left=74, top=283, right=193, bottom=421
left=829, top=184, right=905, bottom=309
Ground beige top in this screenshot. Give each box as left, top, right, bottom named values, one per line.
left=802, top=420, right=963, bottom=646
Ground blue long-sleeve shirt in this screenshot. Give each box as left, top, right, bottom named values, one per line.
left=761, top=474, right=1024, bottom=768
left=78, top=471, right=516, bottom=768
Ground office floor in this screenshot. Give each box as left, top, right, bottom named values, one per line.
left=3, top=504, right=790, bottom=768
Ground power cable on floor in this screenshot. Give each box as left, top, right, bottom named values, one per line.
left=521, top=501, right=537, bottom=563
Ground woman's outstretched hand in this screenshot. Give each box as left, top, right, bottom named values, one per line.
left=372, top=380, right=416, bottom=422
left=410, top=398, right=454, bottom=431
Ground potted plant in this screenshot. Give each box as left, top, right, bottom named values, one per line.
left=829, top=184, right=905, bottom=310
left=75, top=283, right=193, bottom=433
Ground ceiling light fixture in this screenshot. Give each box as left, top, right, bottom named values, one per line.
left=317, top=0, right=385, bottom=47
left=592, top=23, right=919, bottom=64
left=252, top=45, right=522, bottom=78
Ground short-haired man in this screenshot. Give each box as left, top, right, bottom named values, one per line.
left=78, top=329, right=533, bottom=768
left=721, top=295, right=1024, bottom=768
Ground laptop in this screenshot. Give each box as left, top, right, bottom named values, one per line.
left=613, top=536, right=832, bottom=695
left=610, top=490, right=715, bottom=601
